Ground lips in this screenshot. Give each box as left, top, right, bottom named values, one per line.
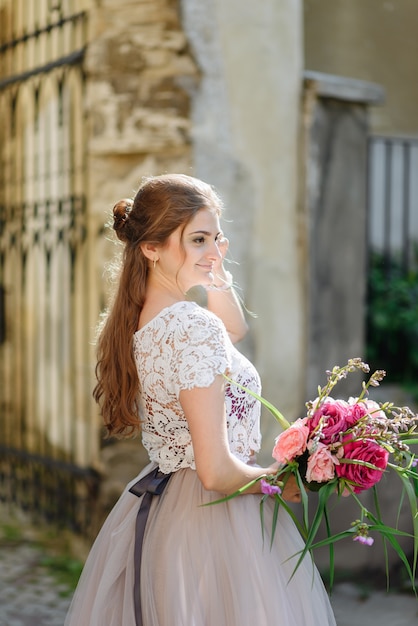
left=197, top=264, right=214, bottom=272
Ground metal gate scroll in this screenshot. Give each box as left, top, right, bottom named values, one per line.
left=0, top=0, right=100, bottom=535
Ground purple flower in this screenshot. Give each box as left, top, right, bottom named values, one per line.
left=353, top=535, right=374, bottom=546
left=260, top=479, right=282, bottom=496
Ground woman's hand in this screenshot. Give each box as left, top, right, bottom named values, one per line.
left=281, top=473, right=302, bottom=503
left=205, top=235, right=249, bottom=344
left=218, top=235, right=229, bottom=256
left=212, top=236, right=231, bottom=287
left=264, top=464, right=302, bottom=502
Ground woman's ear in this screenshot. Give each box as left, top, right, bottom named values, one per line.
left=140, top=242, right=158, bottom=262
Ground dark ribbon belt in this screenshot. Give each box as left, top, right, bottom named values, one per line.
left=129, top=466, right=172, bottom=626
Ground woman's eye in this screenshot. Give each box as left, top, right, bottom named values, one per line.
left=193, top=237, right=205, bottom=244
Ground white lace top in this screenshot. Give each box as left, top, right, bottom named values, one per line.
left=133, top=301, right=261, bottom=474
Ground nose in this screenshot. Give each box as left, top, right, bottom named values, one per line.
left=208, top=240, right=222, bottom=260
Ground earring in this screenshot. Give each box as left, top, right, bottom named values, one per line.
left=153, top=258, right=157, bottom=269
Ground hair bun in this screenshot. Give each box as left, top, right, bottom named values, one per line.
left=113, top=198, right=133, bottom=241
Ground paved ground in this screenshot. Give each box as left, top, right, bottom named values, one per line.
left=0, top=543, right=72, bottom=626
left=0, top=514, right=417, bottom=625
left=331, top=582, right=418, bottom=626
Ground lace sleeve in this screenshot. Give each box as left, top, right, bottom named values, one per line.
left=170, top=306, right=231, bottom=393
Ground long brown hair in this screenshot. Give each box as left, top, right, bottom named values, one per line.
left=94, top=174, right=223, bottom=437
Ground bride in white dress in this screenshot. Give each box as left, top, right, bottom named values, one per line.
left=65, top=174, right=336, bottom=626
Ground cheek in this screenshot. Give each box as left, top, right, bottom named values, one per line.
left=182, top=246, right=199, bottom=265
left=167, top=244, right=186, bottom=266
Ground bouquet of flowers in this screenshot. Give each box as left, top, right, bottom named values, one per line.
left=227, top=358, right=418, bottom=589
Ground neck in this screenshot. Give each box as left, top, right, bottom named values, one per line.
left=146, top=273, right=185, bottom=303
left=138, top=281, right=185, bottom=330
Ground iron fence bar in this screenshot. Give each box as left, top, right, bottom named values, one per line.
left=0, top=445, right=100, bottom=479
left=383, top=139, right=392, bottom=278
left=402, top=141, right=411, bottom=273
left=365, top=138, right=372, bottom=279
left=369, top=135, right=418, bottom=272
left=0, top=445, right=101, bottom=534
left=0, top=48, right=85, bottom=91
left=0, top=11, right=87, bottom=54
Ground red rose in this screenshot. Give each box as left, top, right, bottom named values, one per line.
left=309, top=399, right=350, bottom=444
left=335, top=437, right=389, bottom=493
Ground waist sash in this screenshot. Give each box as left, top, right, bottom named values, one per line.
left=129, top=466, right=172, bottom=626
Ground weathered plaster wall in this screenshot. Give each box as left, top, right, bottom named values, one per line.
left=84, top=0, right=198, bottom=374
left=83, top=0, right=199, bottom=483
left=181, top=0, right=305, bottom=461
left=85, top=0, right=198, bottom=210
left=303, top=73, right=384, bottom=400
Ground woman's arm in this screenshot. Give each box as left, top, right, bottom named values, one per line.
left=179, top=375, right=300, bottom=501
left=206, top=237, right=248, bottom=344
left=206, top=274, right=248, bottom=344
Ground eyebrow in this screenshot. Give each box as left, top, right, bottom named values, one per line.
left=188, top=230, right=222, bottom=236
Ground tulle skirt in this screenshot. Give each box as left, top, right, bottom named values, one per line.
left=65, top=462, right=336, bottom=626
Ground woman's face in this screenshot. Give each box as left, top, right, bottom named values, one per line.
left=157, top=207, right=224, bottom=294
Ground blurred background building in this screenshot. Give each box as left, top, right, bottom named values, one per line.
left=0, top=0, right=416, bottom=576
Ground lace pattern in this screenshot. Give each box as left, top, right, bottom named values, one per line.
left=133, top=301, right=262, bottom=473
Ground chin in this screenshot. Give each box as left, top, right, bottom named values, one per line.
left=192, top=274, right=212, bottom=287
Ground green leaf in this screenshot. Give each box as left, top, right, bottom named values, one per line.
left=290, top=481, right=336, bottom=580
left=270, top=496, right=280, bottom=547
left=324, top=506, right=335, bottom=591
left=359, top=502, right=416, bottom=592
left=260, top=494, right=268, bottom=545
left=395, top=471, right=418, bottom=588
left=200, top=476, right=263, bottom=507
left=305, top=529, right=357, bottom=551
left=275, top=495, right=308, bottom=539
left=296, top=470, right=310, bottom=532
left=372, top=487, right=391, bottom=590
left=223, top=375, right=291, bottom=431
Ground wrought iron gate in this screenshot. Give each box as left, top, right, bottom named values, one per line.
left=0, top=0, right=100, bottom=534
left=366, top=135, right=418, bottom=386
left=368, top=135, right=418, bottom=271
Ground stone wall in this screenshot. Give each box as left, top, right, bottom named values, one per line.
left=84, top=0, right=199, bottom=486
left=85, top=0, right=198, bottom=263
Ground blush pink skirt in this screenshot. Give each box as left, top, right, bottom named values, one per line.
left=65, top=462, right=336, bottom=625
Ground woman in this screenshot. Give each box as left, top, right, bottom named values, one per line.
left=65, top=174, right=336, bottom=625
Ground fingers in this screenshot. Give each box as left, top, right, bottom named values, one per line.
left=282, top=474, right=302, bottom=503
left=285, top=492, right=301, bottom=503
left=282, top=488, right=301, bottom=503
left=217, top=236, right=229, bottom=259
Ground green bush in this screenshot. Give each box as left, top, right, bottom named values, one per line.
left=366, top=254, right=418, bottom=396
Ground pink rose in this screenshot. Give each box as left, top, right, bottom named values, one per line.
left=335, top=437, right=389, bottom=493
left=363, top=399, right=386, bottom=420
left=308, top=399, right=350, bottom=444
left=306, top=442, right=338, bottom=483
left=346, top=399, right=385, bottom=428
left=272, top=418, right=309, bottom=464
left=345, top=401, right=368, bottom=427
